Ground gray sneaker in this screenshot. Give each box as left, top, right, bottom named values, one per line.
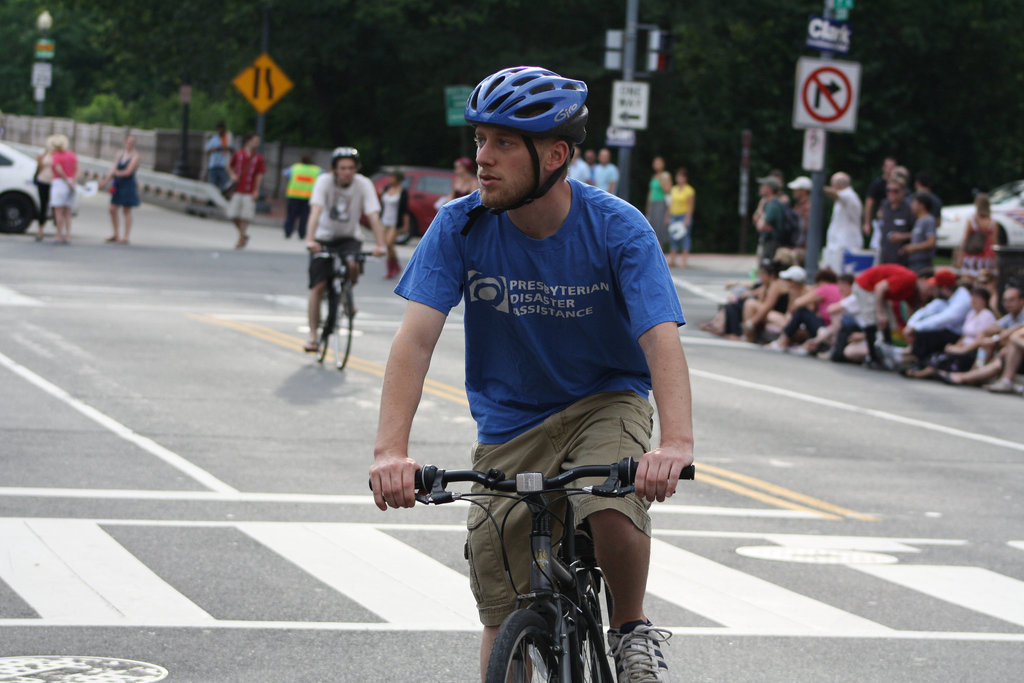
left=873, top=339, right=898, bottom=370
left=985, top=378, right=1024, bottom=395
left=607, top=623, right=671, bottom=682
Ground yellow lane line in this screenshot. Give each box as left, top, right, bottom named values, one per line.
left=188, top=315, right=468, bottom=406
left=696, top=473, right=841, bottom=520
left=190, top=313, right=871, bottom=520
left=699, top=463, right=879, bottom=522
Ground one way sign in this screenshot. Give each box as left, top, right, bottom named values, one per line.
left=611, top=80, right=649, bottom=130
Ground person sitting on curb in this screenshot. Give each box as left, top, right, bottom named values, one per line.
left=741, top=259, right=792, bottom=344
left=804, top=273, right=861, bottom=358
left=942, top=286, right=1024, bottom=387
left=768, top=267, right=842, bottom=354
left=984, top=325, right=1024, bottom=395
left=875, top=268, right=971, bottom=371
left=904, top=285, right=997, bottom=379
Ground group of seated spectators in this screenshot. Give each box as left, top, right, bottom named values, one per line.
left=700, top=248, right=1024, bottom=395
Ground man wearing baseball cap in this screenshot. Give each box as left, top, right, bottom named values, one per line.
left=755, top=174, right=785, bottom=260
left=787, top=176, right=813, bottom=254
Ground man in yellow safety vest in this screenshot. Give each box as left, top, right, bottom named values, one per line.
left=283, top=154, right=321, bottom=239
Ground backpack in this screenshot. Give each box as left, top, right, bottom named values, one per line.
left=780, top=204, right=803, bottom=247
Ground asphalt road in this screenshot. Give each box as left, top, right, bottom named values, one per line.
left=1, top=195, right=1022, bottom=682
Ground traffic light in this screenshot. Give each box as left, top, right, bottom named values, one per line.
left=645, top=30, right=673, bottom=73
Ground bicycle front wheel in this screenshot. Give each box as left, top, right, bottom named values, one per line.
left=485, top=609, right=560, bottom=683
left=574, top=568, right=614, bottom=683
left=316, top=286, right=338, bottom=364
left=335, top=282, right=355, bottom=370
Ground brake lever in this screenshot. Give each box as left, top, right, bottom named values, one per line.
left=418, top=467, right=454, bottom=505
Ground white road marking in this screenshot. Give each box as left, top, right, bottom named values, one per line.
left=853, top=565, right=1024, bottom=628
left=238, top=522, right=479, bottom=628
left=690, top=368, right=1024, bottom=453
left=672, top=276, right=728, bottom=304
left=0, top=487, right=818, bottom=518
left=0, top=519, right=213, bottom=625
left=0, top=285, right=43, bottom=306
left=0, top=518, right=1019, bottom=640
left=0, top=351, right=237, bottom=493
left=647, top=538, right=894, bottom=635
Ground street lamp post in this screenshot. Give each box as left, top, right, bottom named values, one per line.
left=172, top=77, right=192, bottom=177
left=34, top=10, right=53, bottom=117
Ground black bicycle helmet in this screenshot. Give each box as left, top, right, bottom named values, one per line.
left=331, top=146, right=360, bottom=167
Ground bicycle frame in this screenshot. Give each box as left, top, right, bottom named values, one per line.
left=313, top=249, right=366, bottom=370
left=518, top=489, right=607, bottom=683
left=407, top=459, right=694, bottom=682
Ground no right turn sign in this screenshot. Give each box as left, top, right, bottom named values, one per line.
left=793, top=57, right=861, bottom=133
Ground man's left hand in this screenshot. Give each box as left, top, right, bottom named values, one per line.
left=634, top=444, right=693, bottom=503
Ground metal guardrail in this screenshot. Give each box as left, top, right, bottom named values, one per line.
left=6, top=142, right=227, bottom=211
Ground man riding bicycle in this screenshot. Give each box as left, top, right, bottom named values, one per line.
left=370, top=66, right=695, bottom=682
left=304, top=147, right=386, bottom=353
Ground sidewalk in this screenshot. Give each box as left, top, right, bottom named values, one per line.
left=148, top=192, right=757, bottom=276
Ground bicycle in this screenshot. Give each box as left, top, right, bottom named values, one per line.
left=409, top=457, right=696, bottom=682
left=312, top=247, right=372, bottom=370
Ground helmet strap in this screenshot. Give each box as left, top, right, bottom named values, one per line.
left=497, top=136, right=566, bottom=212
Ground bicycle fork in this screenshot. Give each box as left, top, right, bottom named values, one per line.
left=523, top=497, right=581, bottom=683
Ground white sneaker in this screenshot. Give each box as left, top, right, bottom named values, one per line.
left=607, top=623, right=671, bottom=682
left=765, top=340, right=786, bottom=353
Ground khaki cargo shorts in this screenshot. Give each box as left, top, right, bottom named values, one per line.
left=465, top=390, right=654, bottom=626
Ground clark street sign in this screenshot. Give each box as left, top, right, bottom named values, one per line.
left=611, top=81, right=649, bottom=130
left=806, top=16, right=852, bottom=54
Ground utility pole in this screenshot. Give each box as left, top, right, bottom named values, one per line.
left=616, top=0, right=639, bottom=203
left=256, top=5, right=269, bottom=150
left=803, top=0, right=836, bottom=280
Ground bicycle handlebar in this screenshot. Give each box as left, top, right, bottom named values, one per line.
left=391, top=457, right=694, bottom=505
left=312, top=248, right=377, bottom=259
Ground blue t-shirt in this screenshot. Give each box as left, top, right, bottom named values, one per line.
left=395, top=179, right=685, bottom=443
left=592, top=163, right=620, bottom=193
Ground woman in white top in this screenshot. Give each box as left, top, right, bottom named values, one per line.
left=33, top=136, right=58, bottom=241
left=379, top=171, right=409, bottom=279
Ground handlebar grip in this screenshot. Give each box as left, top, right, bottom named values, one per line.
left=368, top=467, right=433, bottom=491
left=626, top=460, right=696, bottom=482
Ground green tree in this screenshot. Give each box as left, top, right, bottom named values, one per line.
left=2, top=0, right=1021, bottom=255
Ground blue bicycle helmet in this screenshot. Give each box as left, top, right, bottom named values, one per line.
left=464, top=67, right=589, bottom=214
left=465, top=66, right=588, bottom=144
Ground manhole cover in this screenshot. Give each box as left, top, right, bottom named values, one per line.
left=736, top=545, right=899, bottom=565
left=0, top=656, right=168, bottom=682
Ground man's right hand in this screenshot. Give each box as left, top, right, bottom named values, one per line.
left=306, top=241, right=321, bottom=253
left=369, top=453, right=420, bottom=510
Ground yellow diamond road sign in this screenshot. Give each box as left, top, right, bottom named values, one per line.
left=233, top=53, right=293, bottom=114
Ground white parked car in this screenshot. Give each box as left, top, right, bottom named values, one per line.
left=0, top=142, right=42, bottom=234
left=937, top=179, right=1024, bottom=251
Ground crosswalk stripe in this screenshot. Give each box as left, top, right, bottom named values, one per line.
left=3, top=518, right=1023, bottom=639
left=238, top=522, right=480, bottom=629
left=0, top=519, right=213, bottom=624
left=852, top=565, right=1024, bottom=628
left=647, top=538, right=893, bottom=635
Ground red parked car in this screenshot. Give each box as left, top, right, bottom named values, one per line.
left=371, top=166, right=455, bottom=245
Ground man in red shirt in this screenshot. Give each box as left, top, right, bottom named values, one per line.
left=226, top=133, right=266, bottom=249
left=853, top=263, right=927, bottom=368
